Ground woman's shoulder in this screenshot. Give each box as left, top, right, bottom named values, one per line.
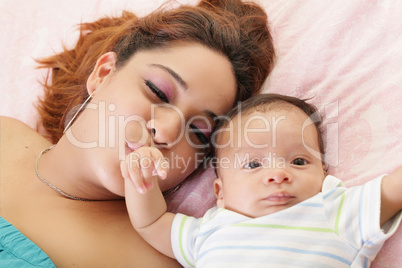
left=0, top=116, right=51, bottom=160
left=0, top=116, right=37, bottom=135
left=1, top=115, right=48, bottom=139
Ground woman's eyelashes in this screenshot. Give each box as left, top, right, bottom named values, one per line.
left=189, top=124, right=209, bottom=146
left=144, top=79, right=210, bottom=147
left=145, top=80, right=170, bottom=103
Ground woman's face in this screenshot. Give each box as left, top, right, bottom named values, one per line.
left=68, top=43, right=237, bottom=196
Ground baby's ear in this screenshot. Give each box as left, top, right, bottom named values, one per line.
left=323, top=164, right=328, bottom=177
left=214, top=178, right=224, bottom=208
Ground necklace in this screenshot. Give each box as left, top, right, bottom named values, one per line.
left=35, top=145, right=96, bottom=201
left=163, top=180, right=184, bottom=198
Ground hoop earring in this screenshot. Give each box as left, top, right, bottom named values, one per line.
left=63, top=92, right=95, bottom=134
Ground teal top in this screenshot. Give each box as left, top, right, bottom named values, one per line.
left=0, top=217, right=56, bottom=267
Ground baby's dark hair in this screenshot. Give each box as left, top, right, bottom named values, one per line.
left=211, top=93, right=325, bottom=168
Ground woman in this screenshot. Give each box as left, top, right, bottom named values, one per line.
left=0, top=0, right=274, bottom=266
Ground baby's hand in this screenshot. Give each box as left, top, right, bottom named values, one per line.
left=120, top=147, right=169, bottom=194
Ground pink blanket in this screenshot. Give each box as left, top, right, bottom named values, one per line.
left=1, top=0, right=401, bottom=266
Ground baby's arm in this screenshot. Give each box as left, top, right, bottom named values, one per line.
left=380, top=166, right=402, bottom=226
left=121, top=147, right=176, bottom=259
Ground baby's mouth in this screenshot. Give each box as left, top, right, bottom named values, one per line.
left=264, top=191, right=295, bottom=203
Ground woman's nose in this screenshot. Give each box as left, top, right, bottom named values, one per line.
left=264, top=168, right=292, bottom=184
left=147, top=107, right=184, bottom=148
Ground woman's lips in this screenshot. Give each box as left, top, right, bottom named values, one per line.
left=125, top=140, right=143, bottom=154
left=264, top=191, right=295, bottom=202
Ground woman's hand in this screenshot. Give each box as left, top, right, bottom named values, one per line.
left=120, top=147, right=169, bottom=194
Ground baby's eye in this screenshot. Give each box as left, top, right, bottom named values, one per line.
left=244, top=161, right=262, bottom=169
left=291, top=158, right=307, bottom=166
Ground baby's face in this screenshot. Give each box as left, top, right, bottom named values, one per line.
left=214, top=107, right=326, bottom=218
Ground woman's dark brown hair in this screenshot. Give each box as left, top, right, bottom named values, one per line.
left=37, top=0, right=274, bottom=143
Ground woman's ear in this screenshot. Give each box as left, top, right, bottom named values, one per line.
left=214, top=178, right=224, bottom=208
left=86, top=52, right=117, bottom=94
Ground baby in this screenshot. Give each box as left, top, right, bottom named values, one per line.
left=121, top=93, right=402, bottom=267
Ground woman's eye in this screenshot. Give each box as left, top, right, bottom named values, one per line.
left=189, top=124, right=210, bottom=146
left=244, top=161, right=261, bottom=169
left=292, top=158, right=307, bottom=166
left=145, top=80, right=169, bottom=103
